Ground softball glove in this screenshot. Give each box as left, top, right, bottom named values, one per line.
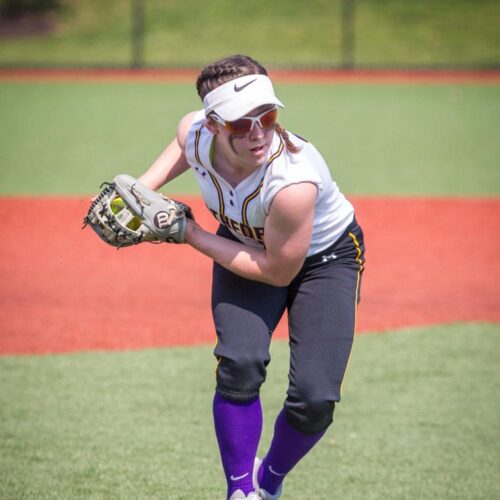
left=83, top=174, right=193, bottom=247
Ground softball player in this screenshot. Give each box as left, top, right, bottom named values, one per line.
left=139, top=55, right=365, bottom=500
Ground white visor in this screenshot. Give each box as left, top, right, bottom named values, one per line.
left=203, top=74, right=285, bottom=121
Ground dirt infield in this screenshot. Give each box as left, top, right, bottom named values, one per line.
left=1, top=68, right=500, bottom=85
left=0, top=197, right=498, bottom=355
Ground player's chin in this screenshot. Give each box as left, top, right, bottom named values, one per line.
left=248, top=143, right=269, bottom=162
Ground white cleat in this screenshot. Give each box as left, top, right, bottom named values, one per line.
left=258, top=485, right=283, bottom=500
left=229, top=489, right=261, bottom=500
left=252, top=457, right=283, bottom=500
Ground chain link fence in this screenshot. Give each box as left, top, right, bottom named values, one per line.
left=0, top=0, right=498, bottom=69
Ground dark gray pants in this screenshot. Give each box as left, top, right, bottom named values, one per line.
left=212, top=220, right=365, bottom=433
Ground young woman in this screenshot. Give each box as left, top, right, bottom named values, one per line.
left=139, top=54, right=365, bottom=500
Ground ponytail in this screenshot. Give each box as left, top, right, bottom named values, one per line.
left=275, top=123, right=302, bottom=154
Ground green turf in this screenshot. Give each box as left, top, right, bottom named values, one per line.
left=0, top=82, right=198, bottom=195
left=0, top=0, right=498, bottom=68
left=279, top=83, right=500, bottom=196
left=0, top=83, right=500, bottom=195
left=0, top=82, right=498, bottom=196
left=1, top=323, right=499, bottom=499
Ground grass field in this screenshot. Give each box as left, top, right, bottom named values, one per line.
left=1, top=323, right=499, bottom=499
left=0, top=82, right=499, bottom=196
left=0, top=0, right=499, bottom=68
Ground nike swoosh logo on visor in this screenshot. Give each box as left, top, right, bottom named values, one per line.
left=230, top=472, right=249, bottom=481
left=234, top=79, right=257, bottom=92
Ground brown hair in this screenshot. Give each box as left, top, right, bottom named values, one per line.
left=196, top=54, right=300, bottom=154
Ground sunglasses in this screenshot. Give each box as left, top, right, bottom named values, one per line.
left=210, top=107, right=278, bottom=135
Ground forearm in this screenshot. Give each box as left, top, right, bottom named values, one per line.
left=139, top=155, right=189, bottom=190
left=185, top=223, right=291, bottom=286
left=138, top=133, right=191, bottom=191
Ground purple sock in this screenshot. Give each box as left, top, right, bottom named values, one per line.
left=258, top=409, right=326, bottom=495
left=213, top=392, right=262, bottom=498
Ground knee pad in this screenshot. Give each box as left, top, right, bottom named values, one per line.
left=284, top=397, right=336, bottom=434
left=216, top=354, right=267, bottom=402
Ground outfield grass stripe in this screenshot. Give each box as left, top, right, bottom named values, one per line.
left=0, top=83, right=498, bottom=196
left=1, top=323, right=498, bottom=499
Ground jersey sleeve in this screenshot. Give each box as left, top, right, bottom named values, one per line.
left=261, top=143, right=324, bottom=215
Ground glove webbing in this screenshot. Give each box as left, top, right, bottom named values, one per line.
left=82, top=182, right=146, bottom=247
left=82, top=182, right=114, bottom=229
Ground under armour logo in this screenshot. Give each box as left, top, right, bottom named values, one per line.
left=321, top=252, right=337, bottom=263
left=154, top=209, right=175, bottom=229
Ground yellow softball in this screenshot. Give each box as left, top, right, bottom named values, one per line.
left=111, top=197, right=141, bottom=231
left=111, top=196, right=125, bottom=213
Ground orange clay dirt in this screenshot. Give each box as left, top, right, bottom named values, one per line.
left=1, top=68, right=500, bottom=85
left=0, top=196, right=498, bottom=355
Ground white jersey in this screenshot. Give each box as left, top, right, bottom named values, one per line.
left=185, top=110, right=354, bottom=257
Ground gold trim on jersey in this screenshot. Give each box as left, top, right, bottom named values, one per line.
left=241, top=180, right=263, bottom=226
left=208, top=171, right=226, bottom=217
left=194, top=128, right=202, bottom=165
left=194, top=128, right=226, bottom=216
left=196, top=129, right=285, bottom=230
left=241, top=136, right=284, bottom=225
left=267, top=135, right=285, bottom=166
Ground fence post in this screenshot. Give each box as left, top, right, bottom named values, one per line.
left=341, top=0, right=356, bottom=69
left=131, top=0, right=145, bottom=69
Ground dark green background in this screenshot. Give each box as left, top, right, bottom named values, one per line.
left=0, top=0, right=499, bottom=68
